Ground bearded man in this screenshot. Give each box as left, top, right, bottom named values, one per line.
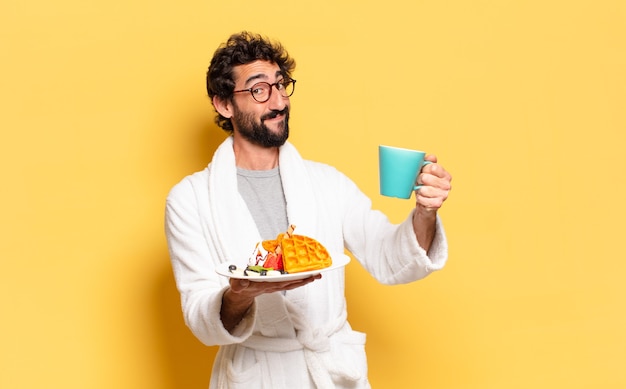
left=165, top=31, right=452, bottom=389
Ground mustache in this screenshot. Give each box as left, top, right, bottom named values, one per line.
left=261, top=107, right=289, bottom=121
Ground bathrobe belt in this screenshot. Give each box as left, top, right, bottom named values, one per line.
left=222, top=297, right=364, bottom=388
left=241, top=323, right=364, bottom=388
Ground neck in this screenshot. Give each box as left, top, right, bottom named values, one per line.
left=232, top=134, right=280, bottom=170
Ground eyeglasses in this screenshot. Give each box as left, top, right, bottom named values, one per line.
left=233, top=79, right=296, bottom=103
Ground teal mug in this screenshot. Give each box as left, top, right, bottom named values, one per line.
left=379, top=145, right=432, bottom=199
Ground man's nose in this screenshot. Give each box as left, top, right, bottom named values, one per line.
left=267, top=85, right=288, bottom=110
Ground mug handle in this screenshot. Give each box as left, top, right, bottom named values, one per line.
left=413, top=160, right=432, bottom=191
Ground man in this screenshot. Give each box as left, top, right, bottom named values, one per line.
left=165, top=31, right=452, bottom=388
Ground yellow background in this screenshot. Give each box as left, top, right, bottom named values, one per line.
left=2, top=0, right=625, bottom=387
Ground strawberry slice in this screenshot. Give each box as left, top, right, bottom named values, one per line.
left=263, top=252, right=284, bottom=271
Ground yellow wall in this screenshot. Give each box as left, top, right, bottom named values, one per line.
left=2, top=1, right=625, bottom=388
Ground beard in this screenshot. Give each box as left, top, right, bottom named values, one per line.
left=231, top=105, right=290, bottom=148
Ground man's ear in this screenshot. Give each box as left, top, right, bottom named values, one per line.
left=213, top=96, right=233, bottom=119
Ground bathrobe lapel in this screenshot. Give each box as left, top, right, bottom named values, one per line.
left=205, top=137, right=321, bottom=337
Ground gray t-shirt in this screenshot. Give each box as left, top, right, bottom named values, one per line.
left=237, top=166, right=289, bottom=240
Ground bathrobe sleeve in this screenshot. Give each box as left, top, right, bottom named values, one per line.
left=165, top=174, right=257, bottom=346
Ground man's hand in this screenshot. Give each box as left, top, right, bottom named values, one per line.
left=413, top=155, right=452, bottom=251
left=221, top=274, right=322, bottom=333
left=415, top=155, right=452, bottom=212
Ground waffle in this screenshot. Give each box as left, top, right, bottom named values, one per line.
left=256, top=225, right=332, bottom=273
left=281, top=234, right=332, bottom=273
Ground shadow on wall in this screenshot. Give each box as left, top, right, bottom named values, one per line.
left=154, top=262, right=217, bottom=388
left=153, top=120, right=228, bottom=387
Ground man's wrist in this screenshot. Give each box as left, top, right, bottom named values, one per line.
left=223, top=287, right=254, bottom=312
left=413, top=208, right=437, bottom=252
left=221, top=287, right=254, bottom=333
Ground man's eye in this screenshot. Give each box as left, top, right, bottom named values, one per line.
left=276, top=82, right=285, bottom=90
left=252, top=87, right=266, bottom=95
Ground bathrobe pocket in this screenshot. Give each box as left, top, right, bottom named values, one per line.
left=330, top=330, right=370, bottom=388
left=224, top=345, right=262, bottom=388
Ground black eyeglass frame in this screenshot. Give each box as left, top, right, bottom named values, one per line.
left=232, top=79, right=296, bottom=103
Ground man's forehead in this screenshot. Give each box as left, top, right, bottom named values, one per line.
left=233, top=61, right=282, bottom=85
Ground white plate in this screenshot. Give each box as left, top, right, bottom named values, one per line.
left=216, top=254, right=351, bottom=282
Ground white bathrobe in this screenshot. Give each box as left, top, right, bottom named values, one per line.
left=165, top=137, right=448, bottom=388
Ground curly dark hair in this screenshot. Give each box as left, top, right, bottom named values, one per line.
left=206, top=31, right=296, bottom=132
